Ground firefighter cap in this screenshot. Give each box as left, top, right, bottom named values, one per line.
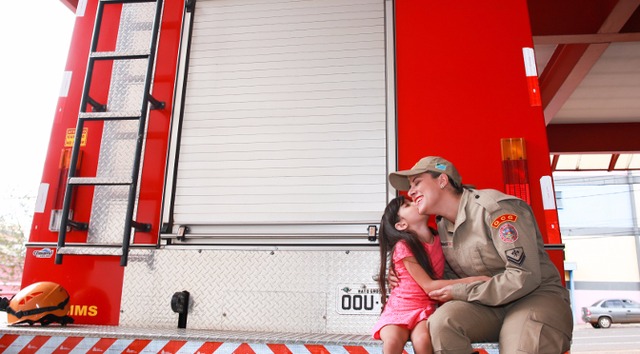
left=389, top=156, right=462, bottom=191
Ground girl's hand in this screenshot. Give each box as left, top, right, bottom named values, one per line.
left=428, top=285, right=453, bottom=302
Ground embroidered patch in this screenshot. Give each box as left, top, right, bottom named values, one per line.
left=434, top=162, right=447, bottom=171
left=499, top=223, right=518, bottom=243
left=505, top=247, right=526, bottom=265
left=491, top=213, right=518, bottom=228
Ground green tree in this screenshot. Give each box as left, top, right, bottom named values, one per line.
left=0, top=189, right=32, bottom=297
left=0, top=215, right=25, bottom=296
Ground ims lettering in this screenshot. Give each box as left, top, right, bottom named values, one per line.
left=69, top=305, right=98, bottom=317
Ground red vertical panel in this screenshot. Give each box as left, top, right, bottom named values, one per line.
left=23, top=0, right=185, bottom=326
left=20, top=251, right=124, bottom=325
left=134, top=0, right=184, bottom=244
left=394, top=1, right=564, bottom=273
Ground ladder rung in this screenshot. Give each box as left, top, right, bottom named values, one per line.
left=79, top=111, right=142, bottom=120
left=57, top=246, right=123, bottom=256
left=69, top=177, right=132, bottom=186
left=90, top=50, right=150, bottom=60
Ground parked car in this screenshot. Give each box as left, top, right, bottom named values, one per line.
left=582, top=299, right=640, bottom=328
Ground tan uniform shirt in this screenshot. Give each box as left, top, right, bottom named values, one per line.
left=438, top=188, right=570, bottom=306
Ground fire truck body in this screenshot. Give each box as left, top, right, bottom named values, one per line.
left=6, top=0, right=559, bottom=352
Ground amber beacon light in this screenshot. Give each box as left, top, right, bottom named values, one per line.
left=501, top=138, right=530, bottom=205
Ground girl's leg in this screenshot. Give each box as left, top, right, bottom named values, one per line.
left=410, top=320, right=433, bottom=354
left=379, top=324, right=411, bottom=354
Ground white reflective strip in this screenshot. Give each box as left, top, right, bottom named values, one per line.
left=107, top=338, right=134, bottom=352
left=363, top=346, right=384, bottom=354
left=286, top=344, right=313, bottom=353
left=69, top=337, right=101, bottom=354
left=540, top=175, right=557, bottom=210
left=522, top=47, right=537, bottom=77
left=143, top=339, right=170, bottom=352
left=34, top=183, right=49, bottom=213
left=35, top=336, right=66, bottom=354
left=59, top=71, right=72, bottom=98
left=5, top=335, right=35, bottom=353
left=76, top=0, right=87, bottom=17
left=248, top=343, right=276, bottom=354
left=212, top=342, right=242, bottom=354
left=176, top=341, right=207, bottom=354
left=321, top=345, right=349, bottom=353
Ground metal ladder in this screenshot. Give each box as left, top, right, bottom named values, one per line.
left=55, top=0, right=164, bottom=266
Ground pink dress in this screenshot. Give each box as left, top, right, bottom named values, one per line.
left=372, top=236, right=445, bottom=339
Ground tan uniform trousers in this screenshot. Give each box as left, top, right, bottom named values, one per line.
left=428, top=290, right=573, bottom=354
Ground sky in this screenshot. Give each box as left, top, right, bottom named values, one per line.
left=0, top=1, right=75, bottom=230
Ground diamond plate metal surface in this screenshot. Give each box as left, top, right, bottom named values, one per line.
left=88, top=3, right=155, bottom=245
left=122, top=248, right=382, bottom=335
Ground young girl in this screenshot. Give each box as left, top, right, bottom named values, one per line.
left=372, top=196, right=489, bottom=354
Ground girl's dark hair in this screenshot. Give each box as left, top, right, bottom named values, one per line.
left=377, top=196, right=438, bottom=310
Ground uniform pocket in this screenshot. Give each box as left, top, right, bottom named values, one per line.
left=517, top=308, right=572, bottom=354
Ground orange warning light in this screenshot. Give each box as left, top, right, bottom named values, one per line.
left=501, top=138, right=530, bottom=204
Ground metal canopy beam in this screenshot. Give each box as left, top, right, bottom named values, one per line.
left=547, top=123, right=640, bottom=153
left=533, top=32, right=640, bottom=45
left=538, top=0, right=640, bottom=125
left=59, top=0, right=79, bottom=12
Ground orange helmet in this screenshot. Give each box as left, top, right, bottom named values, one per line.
left=3, top=281, right=73, bottom=326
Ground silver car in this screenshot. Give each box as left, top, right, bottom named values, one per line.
left=581, top=299, right=640, bottom=328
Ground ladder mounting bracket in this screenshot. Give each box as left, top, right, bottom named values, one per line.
left=67, top=220, right=89, bottom=231
left=131, top=221, right=152, bottom=232
left=87, top=96, right=107, bottom=112
left=147, top=94, right=165, bottom=110
left=186, top=0, right=196, bottom=12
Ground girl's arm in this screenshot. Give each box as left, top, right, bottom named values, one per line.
left=403, top=257, right=490, bottom=294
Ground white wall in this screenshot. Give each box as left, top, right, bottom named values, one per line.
left=554, top=171, right=640, bottom=324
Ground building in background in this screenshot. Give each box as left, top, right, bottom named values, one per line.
left=555, top=171, right=640, bottom=323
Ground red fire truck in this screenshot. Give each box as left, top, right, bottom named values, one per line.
left=2, top=0, right=569, bottom=352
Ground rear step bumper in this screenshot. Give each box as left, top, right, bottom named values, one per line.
left=0, top=324, right=500, bottom=353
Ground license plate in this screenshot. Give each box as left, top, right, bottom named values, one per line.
left=336, top=283, right=384, bottom=315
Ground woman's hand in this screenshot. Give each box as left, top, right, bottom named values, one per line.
left=387, top=268, right=400, bottom=289
left=428, top=285, right=453, bottom=302
left=428, top=275, right=490, bottom=302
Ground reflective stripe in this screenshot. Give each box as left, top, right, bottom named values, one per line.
left=0, top=334, right=503, bottom=354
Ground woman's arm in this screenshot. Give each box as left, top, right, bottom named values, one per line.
left=403, top=257, right=490, bottom=294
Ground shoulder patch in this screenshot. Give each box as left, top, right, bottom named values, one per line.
left=498, top=223, right=518, bottom=243
left=505, top=247, right=526, bottom=266
left=491, top=213, right=518, bottom=228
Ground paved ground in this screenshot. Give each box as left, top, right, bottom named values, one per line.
left=571, top=323, right=640, bottom=354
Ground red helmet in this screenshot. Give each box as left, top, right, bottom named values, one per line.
left=4, top=281, right=73, bottom=326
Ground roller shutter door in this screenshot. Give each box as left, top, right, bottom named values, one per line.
left=169, top=0, right=392, bottom=241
